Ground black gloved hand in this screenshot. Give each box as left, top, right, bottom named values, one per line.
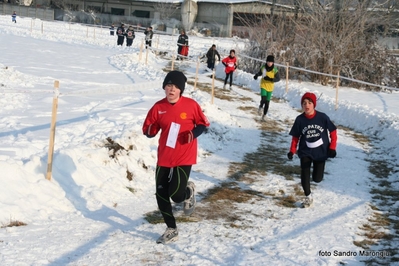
left=253, top=74, right=258, bottom=80
left=328, top=149, right=336, bottom=158
left=263, top=76, right=273, bottom=82
left=287, top=152, right=293, bottom=160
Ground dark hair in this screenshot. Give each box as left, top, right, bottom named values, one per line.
left=230, top=49, right=235, bottom=54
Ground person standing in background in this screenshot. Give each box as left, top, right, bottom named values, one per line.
left=109, top=24, right=115, bottom=36
left=177, top=30, right=189, bottom=60
left=144, top=26, right=153, bottom=49
left=125, top=25, right=135, bottom=47
left=12, top=11, right=17, bottom=23
left=116, top=23, right=125, bottom=46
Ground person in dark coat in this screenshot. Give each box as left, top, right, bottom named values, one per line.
left=206, top=44, right=221, bottom=70
left=116, top=24, right=125, bottom=46
left=144, top=26, right=153, bottom=48
left=12, top=11, right=17, bottom=23
left=109, top=24, right=115, bottom=36
left=125, top=25, right=135, bottom=47
left=177, top=30, right=189, bottom=60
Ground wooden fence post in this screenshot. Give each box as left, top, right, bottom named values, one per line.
left=145, top=45, right=149, bottom=65
left=139, top=39, right=144, bottom=62
left=171, top=52, right=175, bottom=71
left=193, top=57, right=200, bottom=90
left=211, top=70, right=215, bottom=104
left=46, top=81, right=60, bottom=181
left=335, top=70, right=340, bottom=110
left=285, top=62, right=289, bottom=93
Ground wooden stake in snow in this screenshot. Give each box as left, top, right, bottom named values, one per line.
left=193, top=57, right=200, bottom=90
left=335, top=71, right=340, bottom=110
left=46, top=81, right=60, bottom=181
left=145, top=45, right=149, bottom=65
left=211, top=70, right=215, bottom=104
left=171, top=52, right=175, bottom=71
left=286, top=62, right=289, bottom=93
left=139, top=39, right=144, bottom=62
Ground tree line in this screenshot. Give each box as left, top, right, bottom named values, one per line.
left=239, top=0, right=399, bottom=90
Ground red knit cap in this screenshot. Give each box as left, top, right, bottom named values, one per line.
left=301, top=92, right=317, bottom=107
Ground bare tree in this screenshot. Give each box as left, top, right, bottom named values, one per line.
left=51, top=0, right=78, bottom=21
left=155, top=1, right=179, bottom=21
left=238, top=0, right=399, bottom=89
left=51, top=0, right=100, bottom=24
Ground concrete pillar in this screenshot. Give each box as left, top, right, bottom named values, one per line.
left=226, top=4, right=234, bottom=37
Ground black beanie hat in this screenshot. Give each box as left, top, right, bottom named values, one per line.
left=162, top=71, right=187, bottom=94
left=266, top=55, right=274, bottom=62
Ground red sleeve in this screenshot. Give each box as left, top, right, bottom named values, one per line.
left=142, top=106, right=158, bottom=135
left=329, top=129, right=337, bottom=150
left=290, top=136, right=299, bottom=154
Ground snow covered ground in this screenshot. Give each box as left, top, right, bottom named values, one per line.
left=0, top=15, right=398, bottom=265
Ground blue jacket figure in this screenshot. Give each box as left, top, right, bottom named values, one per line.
left=12, top=11, right=17, bottom=23
left=109, top=24, right=115, bottom=36
left=116, top=24, right=125, bottom=46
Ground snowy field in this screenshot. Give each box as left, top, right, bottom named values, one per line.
left=0, top=15, right=399, bottom=266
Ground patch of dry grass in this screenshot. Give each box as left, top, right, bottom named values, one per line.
left=1, top=219, right=27, bottom=228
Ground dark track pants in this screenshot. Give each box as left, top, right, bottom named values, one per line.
left=259, top=96, right=270, bottom=116
left=300, top=156, right=325, bottom=196
left=117, top=36, right=124, bottom=46
left=224, top=72, right=233, bottom=86
left=155, top=165, right=192, bottom=228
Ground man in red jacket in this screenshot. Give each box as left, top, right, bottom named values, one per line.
left=142, top=71, right=210, bottom=244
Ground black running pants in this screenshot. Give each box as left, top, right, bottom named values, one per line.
left=155, top=165, right=192, bottom=229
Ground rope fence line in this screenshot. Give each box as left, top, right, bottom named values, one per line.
left=61, top=81, right=163, bottom=96
left=239, top=53, right=399, bottom=92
